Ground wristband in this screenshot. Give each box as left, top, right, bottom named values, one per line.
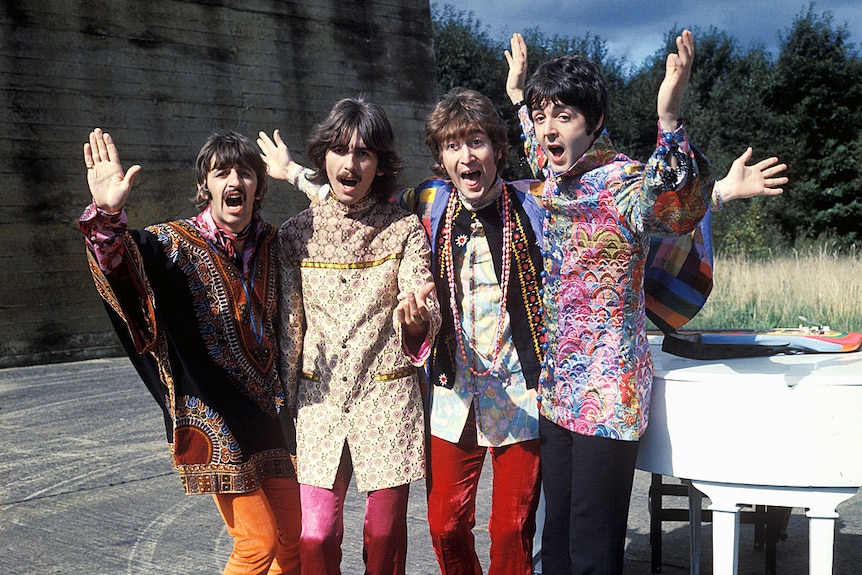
left=711, top=182, right=723, bottom=212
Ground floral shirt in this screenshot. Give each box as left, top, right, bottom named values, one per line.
left=519, top=106, right=710, bottom=440
left=429, top=189, right=538, bottom=446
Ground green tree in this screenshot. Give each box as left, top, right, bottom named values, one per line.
left=431, top=4, right=505, bottom=101
left=682, top=28, right=789, bottom=255
left=429, top=4, right=861, bottom=254
left=766, top=5, right=862, bottom=247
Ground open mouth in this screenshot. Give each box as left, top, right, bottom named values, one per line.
left=460, top=170, right=482, bottom=185
left=225, top=192, right=245, bottom=207
left=337, top=173, right=361, bottom=190
left=547, top=144, right=566, bottom=162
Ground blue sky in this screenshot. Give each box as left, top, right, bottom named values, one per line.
left=438, top=0, right=861, bottom=66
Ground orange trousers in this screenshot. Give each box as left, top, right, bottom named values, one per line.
left=212, top=476, right=302, bottom=575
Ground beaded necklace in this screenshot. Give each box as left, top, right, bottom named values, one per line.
left=442, top=182, right=512, bottom=378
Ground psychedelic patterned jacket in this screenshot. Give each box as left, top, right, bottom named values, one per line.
left=519, top=106, right=712, bottom=440
left=80, top=205, right=294, bottom=495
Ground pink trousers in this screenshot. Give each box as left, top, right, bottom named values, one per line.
left=212, top=476, right=302, bottom=575
left=426, top=416, right=541, bottom=575
left=299, top=446, right=410, bottom=575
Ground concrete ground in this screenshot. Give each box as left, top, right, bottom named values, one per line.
left=3, top=357, right=862, bottom=574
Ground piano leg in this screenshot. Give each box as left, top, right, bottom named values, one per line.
left=707, top=501, right=742, bottom=575
left=805, top=491, right=857, bottom=575
left=688, top=484, right=704, bottom=575
left=692, top=481, right=858, bottom=575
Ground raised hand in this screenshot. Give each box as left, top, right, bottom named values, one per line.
left=657, top=30, right=694, bottom=131
left=717, top=147, right=788, bottom=201
left=84, top=128, right=141, bottom=213
left=504, top=32, right=528, bottom=105
left=257, top=129, right=295, bottom=182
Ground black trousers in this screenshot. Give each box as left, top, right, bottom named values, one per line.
left=539, top=416, right=639, bottom=575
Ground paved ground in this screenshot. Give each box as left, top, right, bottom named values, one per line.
left=3, top=357, right=862, bottom=574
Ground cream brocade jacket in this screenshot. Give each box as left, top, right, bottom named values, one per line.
left=278, top=194, right=441, bottom=492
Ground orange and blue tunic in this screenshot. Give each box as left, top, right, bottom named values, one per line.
left=80, top=204, right=294, bottom=494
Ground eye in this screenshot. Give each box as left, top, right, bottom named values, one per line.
left=470, top=137, right=484, bottom=148
left=532, top=113, right=546, bottom=124
left=445, top=141, right=460, bottom=152
left=331, top=145, right=347, bottom=155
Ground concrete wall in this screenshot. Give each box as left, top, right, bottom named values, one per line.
left=0, top=0, right=438, bottom=367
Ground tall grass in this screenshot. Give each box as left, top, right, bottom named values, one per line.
left=682, top=246, right=862, bottom=332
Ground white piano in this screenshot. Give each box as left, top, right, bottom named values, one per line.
left=637, top=337, right=862, bottom=575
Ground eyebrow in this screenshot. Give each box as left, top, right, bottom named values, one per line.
left=333, top=143, right=371, bottom=154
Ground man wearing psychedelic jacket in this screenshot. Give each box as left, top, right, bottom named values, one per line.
left=505, top=31, right=786, bottom=574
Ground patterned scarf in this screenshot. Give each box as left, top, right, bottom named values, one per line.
left=190, top=205, right=263, bottom=275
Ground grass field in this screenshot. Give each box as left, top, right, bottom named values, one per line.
left=681, top=248, right=862, bottom=332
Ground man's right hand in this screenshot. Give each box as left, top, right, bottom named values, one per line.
left=84, top=128, right=140, bottom=213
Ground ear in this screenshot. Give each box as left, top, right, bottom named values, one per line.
left=592, top=114, right=605, bottom=136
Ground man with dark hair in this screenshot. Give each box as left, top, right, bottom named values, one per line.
left=399, top=87, right=545, bottom=575
left=79, top=128, right=300, bottom=575
left=263, top=97, right=441, bottom=575
left=505, top=31, right=786, bottom=574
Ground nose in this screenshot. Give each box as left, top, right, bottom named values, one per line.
left=344, top=151, right=359, bottom=170
left=226, top=167, right=241, bottom=185
left=458, top=143, right=474, bottom=163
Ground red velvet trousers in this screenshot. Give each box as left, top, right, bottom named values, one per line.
left=426, top=415, right=541, bottom=575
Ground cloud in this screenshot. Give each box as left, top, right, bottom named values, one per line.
left=441, top=0, right=861, bottom=64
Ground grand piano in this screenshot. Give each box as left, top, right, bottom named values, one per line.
left=637, top=337, right=862, bottom=575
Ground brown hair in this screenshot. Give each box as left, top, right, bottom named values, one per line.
left=305, top=97, right=403, bottom=201
left=194, top=131, right=268, bottom=210
left=424, top=87, right=509, bottom=178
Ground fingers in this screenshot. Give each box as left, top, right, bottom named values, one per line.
left=507, top=33, right=526, bottom=63
left=124, top=164, right=143, bottom=189
left=751, top=155, right=788, bottom=195
left=402, top=292, right=431, bottom=323
left=257, top=130, right=275, bottom=152
left=417, top=281, right=436, bottom=301
left=88, top=129, right=103, bottom=163
left=103, top=131, right=120, bottom=163
left=86, top=128, right=121, bottom=169
left=666, top=30, right=694, bottom=78
left=397, top=282, right=435, bottom=325
left=733, top=146, right=753, bottom=165
left=83, top=143, right=94, bottom=169
left=754, top=157, right=787, bottom=176
left=677, top=29, right=694, bottom=68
